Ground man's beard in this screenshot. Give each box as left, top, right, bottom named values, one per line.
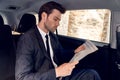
left=44, top=23, right=55, bottom=32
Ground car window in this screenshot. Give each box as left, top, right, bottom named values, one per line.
left=57, top=9, right=111, bottom=43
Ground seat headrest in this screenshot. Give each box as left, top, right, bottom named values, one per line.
left=0, top=15, right=4, bottom=26
left=17, top=13, right=36, bottom=33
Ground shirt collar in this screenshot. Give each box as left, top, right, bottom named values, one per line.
left=37, top=26, right=49, bottom=38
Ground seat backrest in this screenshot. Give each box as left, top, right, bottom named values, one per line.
left=0, top=15, right=4, bottom=26
left=17, top=13, right=36, bottom=33
left=0, top=25, right=13, bottom=50
left=0, top=16, right=15, bottom=80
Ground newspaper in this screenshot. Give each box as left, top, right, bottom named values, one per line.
left=70, top=40, right=98, bottom=62
left=59, top=40, right=98, bottom=80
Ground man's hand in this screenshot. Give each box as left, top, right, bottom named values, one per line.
left=74, top=45, right=85, bottom=54
left=55, top=61, right=78, bottom=77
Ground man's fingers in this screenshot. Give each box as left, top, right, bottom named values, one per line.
left=70, top=61, right=79, bottom=66
left=79, top=45, right=85, bottom=50
left=74, top=45, right=85, bottom=53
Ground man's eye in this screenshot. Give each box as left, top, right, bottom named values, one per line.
left=54, top=19, right=57, bottom=21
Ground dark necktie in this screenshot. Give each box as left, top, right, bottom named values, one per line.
left=45, top=34, right=51, bottom=57
left=45, top=34, right=58, bottom=68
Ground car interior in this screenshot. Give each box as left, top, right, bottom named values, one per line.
left=0, top=0, right=120, bottom=80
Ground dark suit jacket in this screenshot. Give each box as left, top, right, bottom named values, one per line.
left=15, top=25, right=74, bottom=80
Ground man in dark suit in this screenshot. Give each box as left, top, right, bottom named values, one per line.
left=15, top=1, right=101, bottom=80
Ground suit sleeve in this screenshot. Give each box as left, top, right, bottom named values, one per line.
left=57, top=42, right=75, bottom=63
left=53, top=34, right=74, bottom=64
left=15, top=34, right=56, bottom=80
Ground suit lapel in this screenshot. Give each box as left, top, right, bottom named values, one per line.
left=34, top=26, right=51, bottom=61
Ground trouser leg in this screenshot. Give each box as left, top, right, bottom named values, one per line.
left=63, top=69, right=101, bottom=80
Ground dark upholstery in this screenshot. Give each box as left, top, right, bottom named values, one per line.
left=0, top=15, right=15, bottom=80
left=111, top=25, right=120, bottom=80
left=116, top=25, right=120, bottom=63
left=0, top=15, right=4, bottom=26
left=17, top=13, right=36, bottom=33
left=0, top=25, right=13, bottom=49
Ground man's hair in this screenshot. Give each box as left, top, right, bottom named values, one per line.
left=38, top=1, right=66, bottom=21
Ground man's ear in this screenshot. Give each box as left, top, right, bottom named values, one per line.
left=41, top=12, right=47, bottom=21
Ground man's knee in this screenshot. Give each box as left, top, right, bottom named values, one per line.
left=83, top=69, right=101, bottom=80
left=63, top=69, right=101, bottom=80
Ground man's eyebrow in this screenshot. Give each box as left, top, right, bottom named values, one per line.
left=55, top=16, right=61, bottom=20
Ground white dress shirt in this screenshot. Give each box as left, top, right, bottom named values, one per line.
left=37, top=26, right=57, bottom=67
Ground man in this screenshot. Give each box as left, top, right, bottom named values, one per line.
left=15, top=1, right=101, bottom=80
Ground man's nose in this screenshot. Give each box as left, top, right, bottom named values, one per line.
left=56, top=21, right=60, bottom=26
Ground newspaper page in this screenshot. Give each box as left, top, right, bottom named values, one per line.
left=70, top=40, right=98, bottom=62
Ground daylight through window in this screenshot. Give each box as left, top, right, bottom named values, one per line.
left=57, top=9, right=111, bottom=43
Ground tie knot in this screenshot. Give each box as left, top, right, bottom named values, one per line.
left=45, top=34, right=48, bottom=40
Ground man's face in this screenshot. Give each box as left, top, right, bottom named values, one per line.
left=44, top=9, right=61, bottom=32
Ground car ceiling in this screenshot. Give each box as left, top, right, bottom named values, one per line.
left=0, top=0, right=120, bottom=13
left=0, top=0, right=120, bottom=27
